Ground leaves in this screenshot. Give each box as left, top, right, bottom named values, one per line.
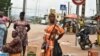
left=0, top=0, right=11, bottom=16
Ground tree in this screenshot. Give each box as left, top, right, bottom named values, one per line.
left=0, top=0, right=12, bottom=16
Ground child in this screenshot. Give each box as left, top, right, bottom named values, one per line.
left=2, top=31, right=22, bottom=54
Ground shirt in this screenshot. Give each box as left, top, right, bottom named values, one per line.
left=0, top=16, right=10, bottom=25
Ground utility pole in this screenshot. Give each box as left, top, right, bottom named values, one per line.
left=68, top=2, right=70, bottom=15
left=8, top=7, right=10, bottom=18
left=76, top=6, right=79, bottom=16
left=90, top=9, right=95, bottom=16
left=96, top=0, right=100, bottom=15
left=70, top=5, right=72, bottom=14
left=23, top=0, right=26, bottom=12
left=81, top=0, right=86, bottom=18
left=75, top=5, right=79, bottom=46
left=35, top=0, right=39, bottom=17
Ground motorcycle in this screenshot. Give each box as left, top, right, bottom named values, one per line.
left=76, top=27, right=92, bottom=50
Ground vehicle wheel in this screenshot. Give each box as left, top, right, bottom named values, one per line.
left=87, top=39, right=92, bottom=48
left=79, top=42, right=85, bottom=50
left=89, top=44, right=92, bottom=48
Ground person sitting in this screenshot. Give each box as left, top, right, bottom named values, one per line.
left=2, top=31, right=22, bottom=54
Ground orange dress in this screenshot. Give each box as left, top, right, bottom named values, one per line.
left=44, top=24, right=64, bottom=56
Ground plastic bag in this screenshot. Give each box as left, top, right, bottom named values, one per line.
left=53, top=40, right=62, bottom=56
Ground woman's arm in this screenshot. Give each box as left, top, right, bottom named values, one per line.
left=13, top=23, right=17, bottom=30
left=26, top=24, right=30, bottom=32
left=56, top=33, right=64, bottom=40
left=56, top=25, right=64, bottom=40
left=7, top=20, right=12, bottom=28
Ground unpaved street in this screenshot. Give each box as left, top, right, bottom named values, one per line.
left=7, top=24, right=100, bottom=56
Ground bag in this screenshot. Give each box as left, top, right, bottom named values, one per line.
left=41, top=42, right=48, bottom=51
left=53, top=40, right=62, bottom=56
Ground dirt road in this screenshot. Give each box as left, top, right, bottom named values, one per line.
left=7, top=24, right=100, bottom=56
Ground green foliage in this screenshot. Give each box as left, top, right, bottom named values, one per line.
left=0, top=0, right=12, bottom=16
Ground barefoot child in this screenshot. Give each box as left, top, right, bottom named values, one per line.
left=2, top=31, right=22, bottom=54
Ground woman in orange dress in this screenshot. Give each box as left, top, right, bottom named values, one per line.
left=41, top=13, right=64, bottom=56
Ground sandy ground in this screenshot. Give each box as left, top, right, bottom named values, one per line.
left=6, top=24, right=100, bottom=56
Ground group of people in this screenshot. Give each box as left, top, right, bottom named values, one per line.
left=0, top=11, right=64, bottom=56
left=62, top=15, right=85, bottom=33
left=1, top=10, right=100, bottom=56
left=0, top=11, right=30, bottom=56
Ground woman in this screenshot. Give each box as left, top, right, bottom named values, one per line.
left=13, top=12, right=30, bottom=56
left=0, top=11, right=11, bottom=51
left=41, top=13, right=64, bottom=56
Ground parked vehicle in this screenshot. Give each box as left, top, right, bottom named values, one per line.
left=85, top=20, right=97, bottom=34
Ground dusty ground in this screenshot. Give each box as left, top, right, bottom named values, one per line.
left=6, top=24, right=100, bottom=56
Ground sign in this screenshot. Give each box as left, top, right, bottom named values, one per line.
left=60, top=4, right=67, bottom=10
left=72, top=0, right=85, bottom=5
